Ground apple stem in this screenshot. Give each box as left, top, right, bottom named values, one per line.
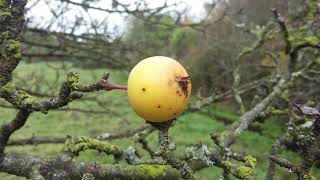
left=105, top=83, right=128, bottom=91
left=96, top=75, right=127, bottom=91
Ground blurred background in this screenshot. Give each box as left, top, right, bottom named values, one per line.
left=1, top=0, right=320, bottom=179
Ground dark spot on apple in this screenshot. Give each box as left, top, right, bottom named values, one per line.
left=158, top=105, right=161, bottom=108
left=142, top=88, right=146, bottom=92
left=176, top=76, right=191, bottom=97
left=176, top=90, right=179, bottom=94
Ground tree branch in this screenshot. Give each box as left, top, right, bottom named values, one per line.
left=0, top=152, right=181, bottom=179
left=0, top=110, right=31, bottom=152
left=7, top=125, right=155, bottom=146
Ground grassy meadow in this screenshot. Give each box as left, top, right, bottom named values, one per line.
left=0, top=62, right=319, bottom=179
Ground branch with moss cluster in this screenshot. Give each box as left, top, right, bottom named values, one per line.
left=268, top=104, right=320, bottom=180
left=219, top=156, right=256, bottom=180
left=0, top=71, right=127, bottom=152
left=63, top=136, right=124, bottom=157
left=148, top=120, right=196, bottom=179
left=0, top=0, right=27, bottom=86
left=133, top=125, right=157, bottom=158
left=0, top=152, right=181, bottom=180
left=184, top=139, right=257, bottom=179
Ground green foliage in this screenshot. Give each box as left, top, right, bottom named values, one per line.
left=170, top=27, right=197, bottom=56
left=125, top=14, right=177, bottom=63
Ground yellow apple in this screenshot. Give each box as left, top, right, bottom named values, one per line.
left=127, top=56, right=191, bottom=122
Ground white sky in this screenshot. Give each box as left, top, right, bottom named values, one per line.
left=26, top=0, right=212, bottom=35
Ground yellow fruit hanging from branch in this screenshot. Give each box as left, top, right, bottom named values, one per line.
left=127, top=56, right=192, bottom=122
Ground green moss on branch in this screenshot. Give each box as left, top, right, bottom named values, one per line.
left=220, top=155, right=256, bottom=180
left=64, top=136, right=123, bottom=157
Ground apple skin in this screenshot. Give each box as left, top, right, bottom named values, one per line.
left=127, top=56, right=191, bottom=122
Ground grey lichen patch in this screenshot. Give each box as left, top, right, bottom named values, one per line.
left=64, top=136, right=123, bottom=157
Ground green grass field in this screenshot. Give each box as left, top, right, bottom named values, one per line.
left=0, top=62, right=318, bottom=179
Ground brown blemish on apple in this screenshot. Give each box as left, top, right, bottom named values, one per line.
left=157, top=105, right=161, bottom=108
left=176, top=76, right=191, bottom=97
left=142, top=88, right=146, bottom=92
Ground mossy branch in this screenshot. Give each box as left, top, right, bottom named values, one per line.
left=0, top=152, right=181, bottom=179
left=63, top=136, right=123, bottom=158
left=149, top=120, right=196, bottom=179
left=220, top=156, right=256, bottom=180
left=0, top=0, right=27, bottom=85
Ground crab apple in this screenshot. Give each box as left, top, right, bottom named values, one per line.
left=127, top=56, right=191, bottom=122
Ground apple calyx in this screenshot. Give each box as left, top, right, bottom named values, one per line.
left=176, top=76, right=191, bottom=97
